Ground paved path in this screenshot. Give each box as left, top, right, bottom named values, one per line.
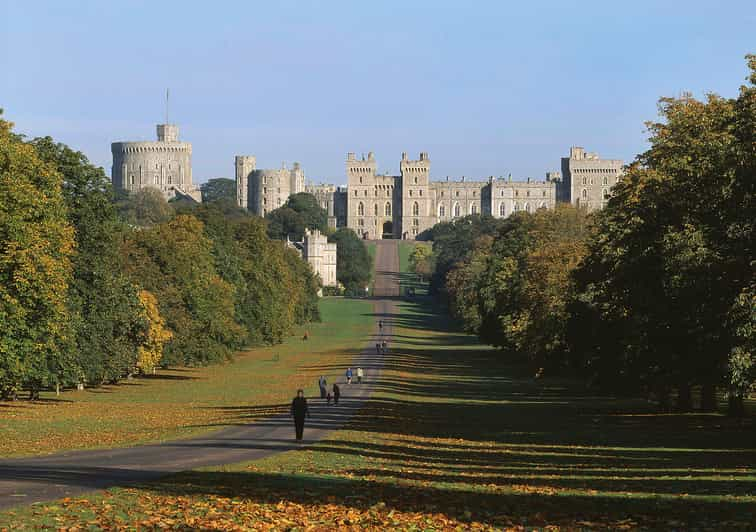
left=0, top=240, right=401, bottom=510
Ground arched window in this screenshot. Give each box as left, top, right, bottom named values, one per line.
left=359, top=176, right=363, bottom=184
left=453, top=203, right=460, bottom=217
left=358, top=202, right=364, bottom=216
left=525, top=203, right=531, bottom=213
left=412, top=201, right=419, bottom=216
left=374, top=204, right=378, bottom=216
left=582, top=177, right=587, bottom=185
left=582, top=189, right=588, bottom=199
left=439, top=204, right=445, bottom=217
left=603, top=176, right=608, bottom=185
left=603, top=188, right=610, bottom=199
left=471, top=203, right=477, bottom=215
left=499, top=203, right=506, bottom=217
left=385, top=202, right=391, bottom=216
left=414, top=176, right=418, bottom=184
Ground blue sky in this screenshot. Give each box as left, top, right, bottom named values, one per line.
left=1, top=0, right=753, bottom=184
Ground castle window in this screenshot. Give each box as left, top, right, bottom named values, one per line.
left=499, top=203, right=506, bottom=216
left=360, top=176, right=363, bottom=184
left=358, top=218, right=364, bottom=227
left=409, top=190, right=413, bottom=196
left=525, top=203, right=531, bottom=213
left=354, top=190, right=358, bottom=196
left=413, top=218, right=419, bottom=226
left=526, top=190, right=530, bottom=197
left=473, top=191, right=476, bottom=197
left=500, top=190, right=504, bottom=197
left=515, top=190, right=519, bottom=197
left=263, top=198, right=267, bottom=205
left=582, top=189, right=588, bottom=198
left=364, top=190, right=368, bottom=196
left=582, top=177, right=587, bottom=185
left=439, top=204, right=445, bottom=217
left=471, top=204, right=477, bottom=215
left=414, top=176, right=418, bottom=184
left=412, top=201, right=419, bottom=216
left=263, top=187, right=267, bottom=194
left=168, top=175, right=172, bottom=184
left=277, top=188, right=281, bottom=193
left=419, top=189, right=423, bottom=196
left=455, top=190, right=460, bottom=197
left=441, top=191, right=444, bottom=197
left=385, top=202, right=391, bottom=216
left=358, top=202, right=365, bottom=216
left=386, top=189, right=390, bottom=196
left=543, top=190, right=546, bottom=196
left=603, top=188, right=610, bottom=199
left=603, top=176, right=608, bottom=185
left=454, top=203, right=460, bottom=217
left=374, top=204, right=378, bottom=216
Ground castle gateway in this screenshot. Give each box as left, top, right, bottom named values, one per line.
left=235, top=148, right=622, bottom=240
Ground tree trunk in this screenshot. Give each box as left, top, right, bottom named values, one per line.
left=676, top=383, right=693, bottom=412
left=700, top=383, right=717, bottom=412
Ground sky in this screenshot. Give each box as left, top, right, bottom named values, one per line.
left=1, top=0, right=754, bottom=185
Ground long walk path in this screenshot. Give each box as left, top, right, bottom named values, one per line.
left=0, top=240, right=400, bottom=510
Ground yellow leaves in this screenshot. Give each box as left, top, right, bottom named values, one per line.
left=136, top=289, right=172, bottom=373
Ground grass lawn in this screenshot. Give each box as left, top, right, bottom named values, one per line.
left=4, top=297, right=753, bottom=529
left=0, top=298, right=374, bottom=458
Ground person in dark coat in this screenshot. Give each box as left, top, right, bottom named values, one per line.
left=290, top=389, right=310, bottom=440
left=332, top=383, right=341, bottom=405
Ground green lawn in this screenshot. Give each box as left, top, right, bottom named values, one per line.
left=0, top=298, right=374, bottom=458
left=5, top=296, right=753, bottom=529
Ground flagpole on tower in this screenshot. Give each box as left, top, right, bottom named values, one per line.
left=165, top=88, right=170, bottom=124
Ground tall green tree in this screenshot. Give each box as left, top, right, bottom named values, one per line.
left=201, top=178, right=237, bottom=203
left=266, top=192, right=328, bottom=241
left=116, top=187, right=174, bottom=227
left=571, top=56, right=756, bottom=411
left=328, top=228, right=372, bottom=295
left=0, top=115, right=75, bottom=399
left=30, top=137, right=147, bottom=385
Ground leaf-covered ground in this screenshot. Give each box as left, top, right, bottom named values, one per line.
left=1, top=297, right=753, bottom=529
left=0, top=298, right=374, bottom=458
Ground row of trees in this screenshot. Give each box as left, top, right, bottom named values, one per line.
left=0, top=115, right=320, bottom=399
left=424, top=57, right=755, bottom=414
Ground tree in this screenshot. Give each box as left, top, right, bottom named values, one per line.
left=201, top=178, right=237, bottom=203
left=571, top=56, right=756, bottom=410
left=409, top=244, right=433, bottom=281
left=328, top=228, right=373, bottom=295
left=117, top=187, right=174, bottom=227
left=136, top=290, right=172, bottom=374
left=266, top=193, right=328, bottom=241
left=30, top=136, right=147, bottom=386
left=0, top=115, right=75, bottom=399
left=121, top=215, right=245, bottom=366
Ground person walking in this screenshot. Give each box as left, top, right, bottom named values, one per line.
left=318, top=376, right=327, bottom=399
left=382, top=340, right=388, bottom=354
left=346, top=367, right=353, bottom=384
left=332, top=383, right=341, bottom=405
left=357, top=367, right=364, bottom=384
left=376, top=342, right=381, bottom=355
left=290, top=389, right=310, bottom=441
left=378, top=320, right=383, bottom=332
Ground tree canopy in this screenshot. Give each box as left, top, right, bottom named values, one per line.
left=201, top=178, right=237, bottom=203
left=266, top=192, right=328, bottom=241
left=328, top=228, right=373, bottom=295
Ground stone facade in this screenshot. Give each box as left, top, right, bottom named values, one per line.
left=236, top=147, right=623, bottom=240
left=111, top=124, right=201, bottom=201
left=301, top=229, right=337, bottom=287
left=235, top=156, right=305, bottom=216
left=557, top=146, right=623, bottom=211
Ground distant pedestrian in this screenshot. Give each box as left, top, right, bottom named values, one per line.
left=333, top=383, right=341, bottom=404
left=346, top=367, right=353, bottom=384
left=290, top=389, right=310, bottom=441
left=357, top=367, right=364, bottom=384
left=326, top=391, right=332, bottom=405
left=382, top=340, right=388, bottom=353
left=318, top=375, right=327, bottom=398
left=376, top=343, right=381, bottom=355
left=379, top=320, right=383, bottom=331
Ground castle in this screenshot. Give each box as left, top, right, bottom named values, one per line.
left=235, top=148, right=623, bottom=240
left=111, top=123, right=202, bottom=202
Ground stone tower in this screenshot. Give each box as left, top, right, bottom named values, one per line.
left=558, top=146, right=623, bottom=211
left=235, top=155, right=257, bottom=210
left=345, top=152, right=378, bottom=239
left=111, top=123, right=200, bottom=201
left=399, top=152, right=432, bottom=238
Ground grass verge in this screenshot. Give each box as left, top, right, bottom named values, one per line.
left=0, top=298, right=374, bottom=458
left=3, top=297, right=753, bottom=529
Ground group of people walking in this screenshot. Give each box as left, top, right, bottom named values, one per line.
left=290, top=318, right=388, bottom=441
